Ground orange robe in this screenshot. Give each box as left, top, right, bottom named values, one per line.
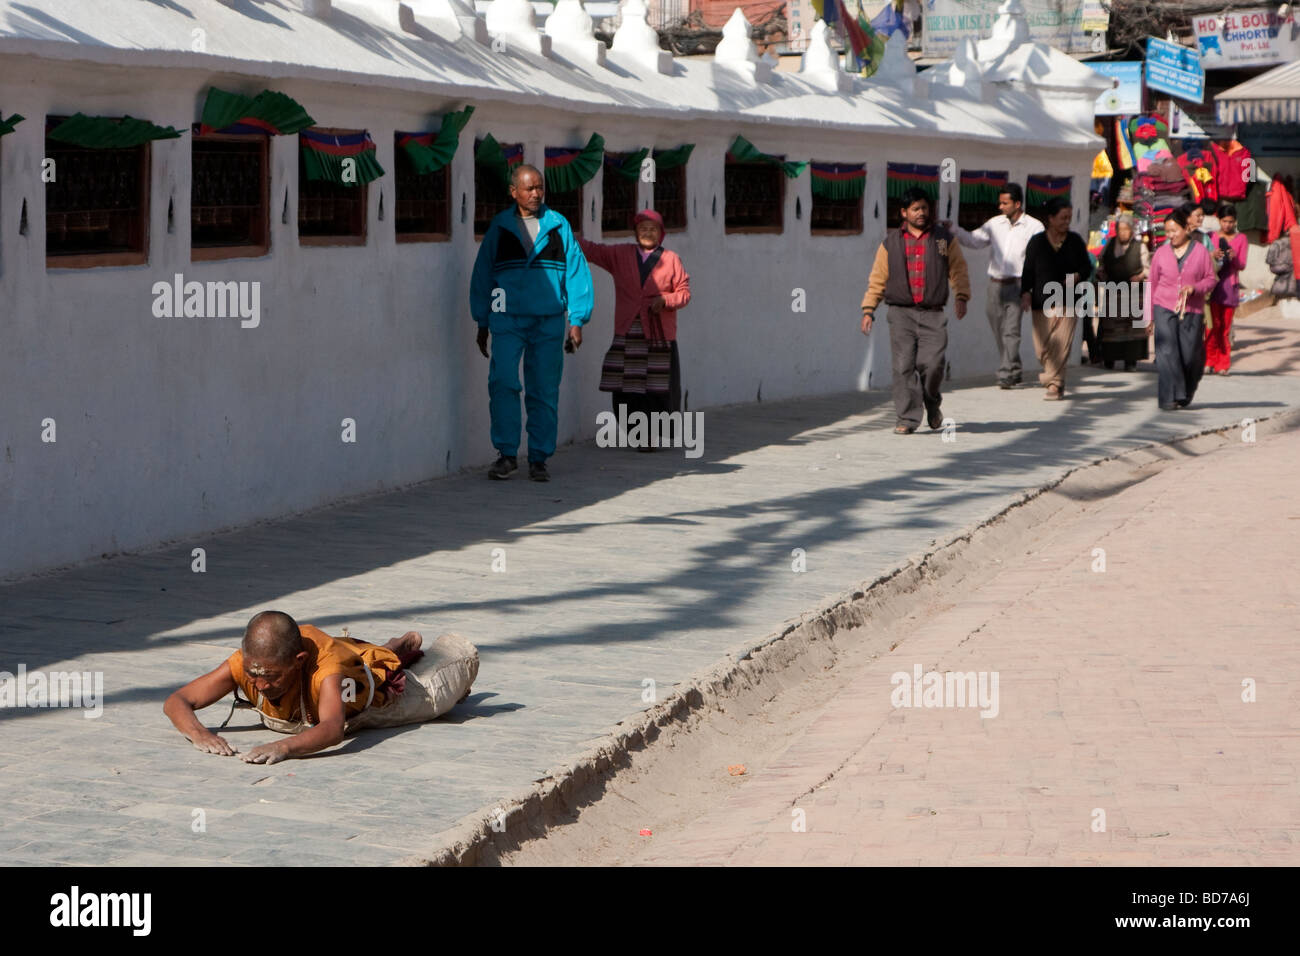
left=226, top=625, right=404, bottom=725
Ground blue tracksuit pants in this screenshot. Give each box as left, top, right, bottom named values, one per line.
left=488, top=313, right=567, bottom=462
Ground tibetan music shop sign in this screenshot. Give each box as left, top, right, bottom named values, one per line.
left=1145, top=36, right=1205, bottom=104
left=1192, top=8, right=1300, bottom=68
left=921, top=0, right=1108, bottom=58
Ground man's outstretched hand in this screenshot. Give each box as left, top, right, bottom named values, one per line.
left=476, top=327, right=490, bottom=358
left=191, top=730, right=237, bottom=757
left=241, top=741, right=292, bottom=765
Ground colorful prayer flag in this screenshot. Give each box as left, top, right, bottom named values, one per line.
left=837, top=0, right=887, bottom=77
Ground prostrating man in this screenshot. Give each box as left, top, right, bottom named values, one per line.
left=1020, top=197, right=1092, bottom=401
left=944, top=183, right=1043, bottom=389
left=163, top=611, right=478, bottom=764
left=861, top=187, right=970, bottom=435
left=470, top=163, right=594, bottom=482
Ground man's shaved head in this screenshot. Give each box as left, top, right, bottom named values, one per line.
left=242, top=611, right=303, bottom=665
left=510, top=163, right=542, bottom=188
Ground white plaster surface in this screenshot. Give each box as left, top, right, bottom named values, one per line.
left=0, top=0, right=1102, bottom=577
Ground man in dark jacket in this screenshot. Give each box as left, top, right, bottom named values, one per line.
left=861, top=188, right=971, bottom=434
left=1020, top=197, right=1092, bottom=400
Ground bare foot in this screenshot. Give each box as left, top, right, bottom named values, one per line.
left=385, top=630, right=425, bottom=667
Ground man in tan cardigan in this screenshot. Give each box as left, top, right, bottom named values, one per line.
left=861, top=188, right=970, bottom=434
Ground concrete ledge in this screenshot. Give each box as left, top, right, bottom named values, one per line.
left=398, top=406, right=1300, bottom=865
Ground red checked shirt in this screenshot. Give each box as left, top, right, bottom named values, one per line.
left=903, top=228, right=929, bottom=304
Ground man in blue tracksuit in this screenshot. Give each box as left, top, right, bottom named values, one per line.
left=470, top=164, right=594, bottom=482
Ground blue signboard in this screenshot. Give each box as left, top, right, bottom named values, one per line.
left=1145, top=36, right=1205, bottom=103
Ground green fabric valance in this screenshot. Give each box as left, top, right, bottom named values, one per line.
left=475, top=133, right=524, bottom=187
left=398, top=105, right=475, bottom=175
left=605, top=147, right=650, bottom=182
left=727, top=135, right=806, bottom=179
left=810, top=162, right=866, bottom=200
left=47, top=113, right=183, bottom=148
left=544, top=133, right=605, bottom=194
left=300, top=128, right=385, bottom=186
left=651, top=143, right=694, bottom=170
left=199, top=87, right=315, bottom=136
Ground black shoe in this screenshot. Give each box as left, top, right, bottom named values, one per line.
left=997, top=380, right=1015, bottom=389
left=1176, top=399, right=1190, bottom=408
left=528, top=460, right=550, bottom=482
left=926, top=404, right=943, bottom=430
left=1159, top=403, right=1179, bottom=411
left=1124, top=361, right=1137, bottom=371
left=487, top=455, right=517, bottom=480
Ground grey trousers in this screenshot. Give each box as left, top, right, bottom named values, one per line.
left=1152, top=305, right=1205, bottom=408
left=986, top=278, right=1024, bottom=383
left=886, top=305, right=948, bottom=428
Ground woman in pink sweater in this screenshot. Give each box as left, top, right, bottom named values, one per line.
left=579, top=210, right=692, bottom=425
left=1144, top=206, right=1220, bottom=410
left=1206, top=202, right=1249, bottom=374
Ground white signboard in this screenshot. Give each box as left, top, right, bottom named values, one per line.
left=1193, top=8, right=1300, bottom=68
left=922, top=0, right=1108, bottom=58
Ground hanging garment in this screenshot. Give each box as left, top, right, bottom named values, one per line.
left=1211, top=140, right=1253, bottom=201
left=1177, top=142, right=1218, bottom=205
left=1267, top=178, right=1298, bottom=243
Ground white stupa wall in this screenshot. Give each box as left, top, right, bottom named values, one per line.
left=0, top=4, right=1094, bottom=579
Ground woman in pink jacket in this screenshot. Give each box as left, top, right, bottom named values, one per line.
left=1205, top=202, right=1249, bottom=375
left=1144, top=206, right=1220, bottom=410
left=579, top=210, right=691, bottom=425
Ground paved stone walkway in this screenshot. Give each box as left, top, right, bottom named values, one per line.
left=2, top=310, right=1298, bottom=865
left=636, top=423, right=1300, bottom=865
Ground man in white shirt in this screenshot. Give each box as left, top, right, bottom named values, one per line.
left=946, top=183, right=1044, bottom=388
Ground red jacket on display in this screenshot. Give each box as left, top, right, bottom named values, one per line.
left=1212, top=140, right=1253, bottom=201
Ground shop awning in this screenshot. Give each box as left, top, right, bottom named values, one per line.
left=1216, top=59, right=1300, bottom=125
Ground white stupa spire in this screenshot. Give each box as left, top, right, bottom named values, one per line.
left=546, top=0, right=607, bottom=65
left=715, top=8, right=772, bottom=83
left=799, top=20, right=851, bottom=91
left=715, top=8, right=758, bottom=64
left=611, top=0, right=673, bottom=73
left=874, top=30, right=916, bottom=83
left=401, top=0, right=489, bottom=44
left=485, top=0, right=551, bottom=57
left=978, top=0, right=1031, bottom=60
